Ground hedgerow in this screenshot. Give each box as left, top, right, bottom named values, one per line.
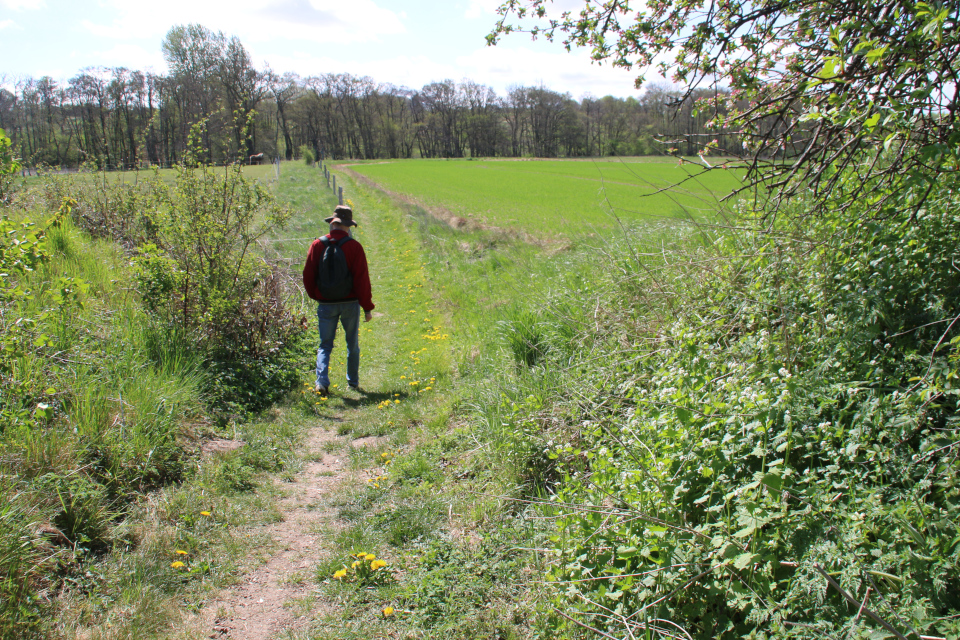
left=504, top=188, right=960, bottom=638
left=28, top=123, right=305, bottom=420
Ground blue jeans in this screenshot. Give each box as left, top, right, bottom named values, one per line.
left=315, top=301, right=361, bottom=389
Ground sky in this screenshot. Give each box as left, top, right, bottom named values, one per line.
left=0, top=0, right=660, bottom=99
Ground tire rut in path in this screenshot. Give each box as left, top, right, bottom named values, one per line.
left=194, top=417, right=362, bottom=639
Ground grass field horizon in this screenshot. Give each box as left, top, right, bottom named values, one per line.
left=343, top=156, right=744, bottom=236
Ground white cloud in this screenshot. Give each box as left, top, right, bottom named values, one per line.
left=464, top=0, right=501, bottom=20
left=80, top=19, right=126, bottom=40
left=454, top=44, right=645, bottom=97
left=81, top=0, right=406, bottom=44
left=85, top=43, right=167, bottom=72
left=0, top=19, right=17, bottom=30
left=259, top=50, right=452, bottom=89
left=0, top=0, right=44, bottom=9
left=262, top=42, right=647, bottom=98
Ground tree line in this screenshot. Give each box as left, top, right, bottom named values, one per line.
left=0, top=24, right=743, bottom=169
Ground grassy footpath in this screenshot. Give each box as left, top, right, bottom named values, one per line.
left=270, top=162, right=545, bottom=639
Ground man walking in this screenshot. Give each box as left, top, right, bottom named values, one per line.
left=302, top=205, right=375, bottom=394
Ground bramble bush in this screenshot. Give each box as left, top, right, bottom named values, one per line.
left=34, top=121, right=305, bottom=419
left=501, top=182, right=960, bottom=638
left=0, top=127, right=20, bottom=203
left=25, top=120, right=304, bottom=418
left=130, top=142, right=302, bottom=418
left=0, top=129, right=47, bottom=637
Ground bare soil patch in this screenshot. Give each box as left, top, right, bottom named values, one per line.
left=189, top=423, right=354, bottom=639
left=201, top=438, right=245, bottom=457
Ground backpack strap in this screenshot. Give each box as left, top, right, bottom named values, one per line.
left=333, top=236, right=354, bottom=248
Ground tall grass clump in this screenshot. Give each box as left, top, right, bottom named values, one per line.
left=0, top=189, right=211, bottom=630
left=0, top=488, right=44, bottom=638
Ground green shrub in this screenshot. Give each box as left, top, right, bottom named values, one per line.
left=47, top=475, right=114, bottom=553
left=514, top=189, right=960, bottom=638
left=0, top=127, right=20, bottom=202
left=299, top=145, right=315, bottom=165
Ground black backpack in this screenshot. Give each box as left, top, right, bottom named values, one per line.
left=316, top=235, right=355, bottom=300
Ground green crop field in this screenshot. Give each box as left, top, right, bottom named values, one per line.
left=345, top=157, right=744, bottom=236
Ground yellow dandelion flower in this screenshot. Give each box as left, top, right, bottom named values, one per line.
left=175, top=549, right=188, bottom=555
left=200, top=511, right=212, bottom=516
left=365, top=553, right=376, bottom=561
left=383, top=606, right=395, bottom=617
left=352, top=560, right=361, bottom=568
left=170, top=561, right=185, bottom=569
left=333, top=569, right=347, bottom=579
left=394, top=400, right=400, bottom=404
left=371, top=559, right=387, bottom=570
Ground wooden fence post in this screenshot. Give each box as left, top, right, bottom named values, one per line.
left=338, top=186, right=344, bottom=205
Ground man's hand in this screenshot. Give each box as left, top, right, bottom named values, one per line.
left=364, top=311, right=373, bottom=322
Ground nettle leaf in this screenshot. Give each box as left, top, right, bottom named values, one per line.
left=734, top=552, right=760, bottom=570
left=761, top=473, right=782, bottom=492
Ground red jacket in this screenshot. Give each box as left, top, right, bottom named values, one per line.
left=302, top=230, right=375, bottom=312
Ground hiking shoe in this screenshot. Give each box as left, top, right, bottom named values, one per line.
left=315, top=384, right=329, bottom=396
left=348, top=383, right=362, bottom=392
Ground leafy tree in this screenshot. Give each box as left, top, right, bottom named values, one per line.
left=220, top=36, right=268, bottom=158
left=489, top=0, right=960, bottom=217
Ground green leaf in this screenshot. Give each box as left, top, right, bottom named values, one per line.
left=733, top=552, right=759, bottom=569
left=733, top=526, right=757, bottom=539
left=761, top=473, right=782, bottom=492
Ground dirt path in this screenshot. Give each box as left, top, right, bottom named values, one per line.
left=194, top=418, right=358, bottom=640
left=180, top=163, right=453, bottom=640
